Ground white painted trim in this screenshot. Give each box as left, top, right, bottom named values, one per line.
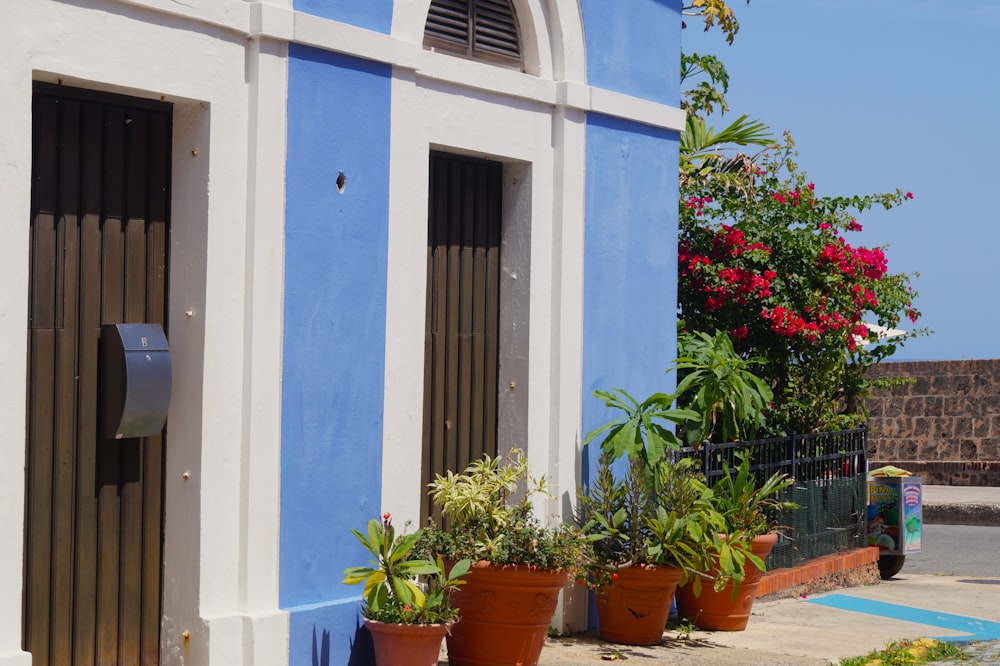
left=380, top=5, right=595, bottom=636
left=239, top=30, right=290, bottom=655
left=3, top=2, right=290, bottom=664
left=0, top=653, right=32, bottom=666
left=383, top=75, right=560, bottom=528
left=380, top=62, right=593, bottom=637
left=0, top=5, right=33, bottom=660
left=590, top=85, right=687, bottom=130
left=295, top=10, right=683, bottom=130
left=102, top=0, right=683, bottom=132
left=114, top=0, right=253, bottom=35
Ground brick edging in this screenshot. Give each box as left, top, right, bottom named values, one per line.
left=758, top=546, right=881, bottom=598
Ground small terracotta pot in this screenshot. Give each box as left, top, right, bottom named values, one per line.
left=446, top=562, right=567, bottom=666
left=674, top=531, right=778, bottom=631
left=595, top=563, right=684, bottom=645
left=363, top=618, right=451, bottom=666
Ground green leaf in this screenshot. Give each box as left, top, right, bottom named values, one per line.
left=342, top=566, right=377, bottom=586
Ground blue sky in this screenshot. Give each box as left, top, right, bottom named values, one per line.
left=681, top=0, right=999, bottom=361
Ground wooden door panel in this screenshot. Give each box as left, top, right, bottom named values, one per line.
left=422, top=153, right=502, bottom=523
left=25, top=83, right=171, bottom=666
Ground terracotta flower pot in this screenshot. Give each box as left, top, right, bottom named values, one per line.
left=674, top=531, right=778, bottom=631
left=363, top=617, right=451, bottom=666
left=445, top=562, right=567, bottom=666
left=595, top=563, right=684, bottom=645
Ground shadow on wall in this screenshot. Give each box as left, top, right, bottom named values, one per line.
left=312, top=623, right=374, bottom=666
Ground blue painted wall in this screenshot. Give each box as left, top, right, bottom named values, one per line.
left=579, top=0, right=682, bottom=105
left=293, top=0, right=393, bottom=33
left=281, top=45, right=392, bottom=666
left=580, top=114, right=680, bottom=628
left=581, top=112, right=680, bottom=467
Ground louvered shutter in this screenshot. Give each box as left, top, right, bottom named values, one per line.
left=426, top=0, right=470, bottom=48
left=474, top=0, right=520, bottom=59
left=424, top=0, right=521, bottom=66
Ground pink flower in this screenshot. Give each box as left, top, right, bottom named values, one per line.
left=906, top=191, right=914, bottom=199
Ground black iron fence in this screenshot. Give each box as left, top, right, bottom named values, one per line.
left=679, top=427, right=869, bottom=570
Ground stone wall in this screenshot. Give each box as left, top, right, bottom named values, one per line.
left=864, top=359, right=1000, bottom=486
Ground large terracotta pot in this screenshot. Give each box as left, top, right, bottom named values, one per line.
left=362, top=618, right=451, bottom=666
left=595, top=563, right=684, bottom=645
left=445, top=562, right=567, bottom=666
left=674, top=531, right=778, bottom=631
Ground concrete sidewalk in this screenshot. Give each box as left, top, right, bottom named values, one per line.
left=923, top=484, right=1000, bottom=526
left=525, top=485, right=1000, bottom=665
left=535, top=573, right=1000, bottom=665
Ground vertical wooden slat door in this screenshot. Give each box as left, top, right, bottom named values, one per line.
left=422, top=152, right=502, bottom=522
left=24, top=83, right=171, bottom=666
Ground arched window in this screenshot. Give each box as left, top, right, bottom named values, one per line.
left=424, top=0, right=522, bottom=68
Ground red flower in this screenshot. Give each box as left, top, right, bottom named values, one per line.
left=906, top=192, right=914, bottom=199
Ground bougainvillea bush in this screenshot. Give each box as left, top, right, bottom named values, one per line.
left=678, top=136, right=922, bottom=435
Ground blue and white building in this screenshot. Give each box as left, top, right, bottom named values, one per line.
left=1, top=1, right=683, bottom=664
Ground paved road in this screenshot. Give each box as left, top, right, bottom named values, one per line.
left=900, top=524, right=1000, bottom=577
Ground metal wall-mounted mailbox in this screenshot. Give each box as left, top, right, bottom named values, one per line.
left=101, top=323, right=172, bottom=439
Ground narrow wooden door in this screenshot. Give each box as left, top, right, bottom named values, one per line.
left=422, top=152, right=503, bottom=522
left=24, top=83, right=171, bottom=666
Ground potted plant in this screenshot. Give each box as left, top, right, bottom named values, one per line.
left=343, top=513, right=471, bottom=665
left=578, top=451, right=725, bottom=645
left=413, top=449, right=589, bottom=666
left=579, top=388, right=747, bottom=645
left=674, top=453, right=797, bottom=631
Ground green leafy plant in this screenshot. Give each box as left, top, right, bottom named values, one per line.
left=579, top=385, right=762, bottom=596
left=582, top=389, right=698, bottom=470
left=669, top=615, right=699, bottom=641
left=837, top=638, right=971, bottom=666
left=672, top=330, right=773, bottom=445
left=579, top=454, right=724, bottom=584
left=709, top=453, right=796, bottom=539
left=416, top=450, right=589, bottom=575
left=342, top=514, right=470, bottom=624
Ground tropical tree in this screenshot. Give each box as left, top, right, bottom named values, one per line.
left=677, top=24, right=924, bottom=435
left=682, top=0, right=750, bottom=45
left=678, top=135, right=922, bottom=434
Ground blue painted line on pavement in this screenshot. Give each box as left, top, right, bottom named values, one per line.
left=807, top=594, right=1000, bottom=642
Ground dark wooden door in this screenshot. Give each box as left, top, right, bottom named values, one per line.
left=422, top=152, right=502, bottom=522
left=24, top=83, right=171, bottom=666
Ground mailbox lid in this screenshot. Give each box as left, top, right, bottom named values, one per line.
left=113, top=323, right=169, bottom=351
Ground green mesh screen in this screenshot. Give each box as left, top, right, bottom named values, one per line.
left=767, top=474, right=867, bottom=569
left=679, top=427, right=869, bottom=571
